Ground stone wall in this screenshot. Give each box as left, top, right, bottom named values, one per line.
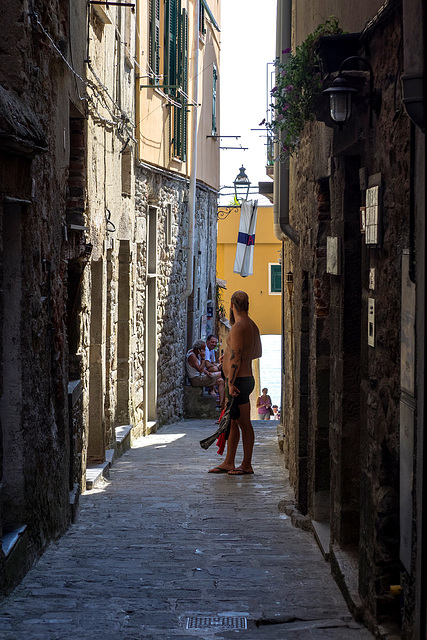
left=135, top=165, right=218, bottom=428
left=0, top=0, right=83, bottom=592
left=283, top=4, right=410, bottom=630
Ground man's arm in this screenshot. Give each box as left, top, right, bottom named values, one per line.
left=253, top=328, right=262, bottom=360
left=188, top=351, right=206, bottom=374
left=227, top=325, right=244, bottom=395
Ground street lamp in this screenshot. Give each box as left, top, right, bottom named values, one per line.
left=233, top=165, right=251, bottom=204
left=322, top=56, right=380, bottom=129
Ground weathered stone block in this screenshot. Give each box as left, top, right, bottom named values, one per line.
left=183, top=385, right=219, bottom=419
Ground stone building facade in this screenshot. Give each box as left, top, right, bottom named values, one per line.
left=275, top=0, right=426, bottom=637
left=134, top=165, right=218, bottom=426
left=135, top=0, right=221, bottom=424
left=0, top=0, right=220, bottom=595
left=0, top=0, right=86, bottom=592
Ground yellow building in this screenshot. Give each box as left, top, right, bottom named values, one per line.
left=217, top=205, right=282, bottom=335
left=136, top=0, right=220, bottom=187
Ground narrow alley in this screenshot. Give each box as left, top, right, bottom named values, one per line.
left=0, top=420, right=374, bottom=640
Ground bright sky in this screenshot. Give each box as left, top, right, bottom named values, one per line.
left=219, top=0, right=277, bottom=206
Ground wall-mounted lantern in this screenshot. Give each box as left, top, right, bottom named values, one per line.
left=322, top=56, right=381, bottom=129
left=401, top=74, right=425, bottom=132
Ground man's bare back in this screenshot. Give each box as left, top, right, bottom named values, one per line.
left=223, top=316, right=262, bottom=381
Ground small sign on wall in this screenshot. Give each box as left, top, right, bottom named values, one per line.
left=326, top=236, right=341, bottom=275
left=369, top=268, right=375, bottom=291
left=365, top=185, right=381, bottom=246
left=368, top=298, right=375, bottom=347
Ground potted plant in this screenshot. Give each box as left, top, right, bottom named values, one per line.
left=263, top=17, right=343, bottom=160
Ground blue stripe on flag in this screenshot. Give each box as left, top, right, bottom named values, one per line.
left=237, top=232, right=255, bottom=246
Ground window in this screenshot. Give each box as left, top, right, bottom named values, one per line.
left=121, top=146, right=132, bottom=196
left=165, top=203, right=173, bottom=246
left=172, top=7, right=188, bottom=160
left=212, top=63, right=217, bottom=136
left=124, top=4, right=133, bottom=68
left=269, top=263, right=281, bottom=294
left=149, top=0, right=161, bottom=84
left=149, top=0, right=188, bottom=161
left=199, top=1, right=206, bottom=35
left=164, top=0, right=177, bottom=92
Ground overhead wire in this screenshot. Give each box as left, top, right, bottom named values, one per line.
left=30, top=7, right=135, bottom=139
left=33, top=5, right=215, bottom=140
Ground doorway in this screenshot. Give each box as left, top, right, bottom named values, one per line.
left=145, top=206, right=158, bottom=428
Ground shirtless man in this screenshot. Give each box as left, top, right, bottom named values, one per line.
left=208, top=290, right=262, bottom=475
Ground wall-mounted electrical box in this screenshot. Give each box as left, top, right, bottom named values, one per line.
left=368, top=298, right=375, bottom=347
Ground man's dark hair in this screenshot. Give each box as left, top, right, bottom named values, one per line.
left=231, top=290, right=249, bottom=313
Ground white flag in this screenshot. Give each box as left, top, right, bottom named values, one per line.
left=233, top=200, right=258, bottom=277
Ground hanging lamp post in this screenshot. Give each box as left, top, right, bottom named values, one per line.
left=233, top=165, right=251, bottom=204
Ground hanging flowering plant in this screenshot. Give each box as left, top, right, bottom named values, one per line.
left=263, top=17, right=342, bottom=160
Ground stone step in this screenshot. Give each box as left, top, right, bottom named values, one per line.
left=85, top=461, right=110, bottom=491
left=86, top=425, right=133, bottom=491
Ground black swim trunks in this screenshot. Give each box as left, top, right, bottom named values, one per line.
left=233, top=375, right=255, bottom=405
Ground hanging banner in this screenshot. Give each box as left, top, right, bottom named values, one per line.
left=233, top=200, right=258, bottom=277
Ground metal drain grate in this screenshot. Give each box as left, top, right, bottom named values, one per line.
left=186, top=616, right=247, bottom=630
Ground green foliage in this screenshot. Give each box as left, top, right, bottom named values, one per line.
left=216, top=284, right=226, bottom=319
left=267, top=17, right=342, bottom=159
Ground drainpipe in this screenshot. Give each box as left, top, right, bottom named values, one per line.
left=181, top=0, right=200, bottom=301
left=273, top=0, right=299, bottom=245
left=402, top=0, right=427, bottom=636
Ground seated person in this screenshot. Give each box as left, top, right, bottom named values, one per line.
left=204, top=334, right=220, bottom=373
left=186, top=339, right=225, bottom=409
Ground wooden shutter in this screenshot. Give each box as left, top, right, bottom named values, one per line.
left=199, top=0, right=206, bottom=34
left=173, top=5, right=188, bottom=160
left=149, top=0, right=160, bottom=84
left=164, top=0, right=177, bottom=94
left=270, top=265, right=282, bottom=293
left=180, top=7, right=188, bottom=160
left=212, top=63, right=217, bottom=135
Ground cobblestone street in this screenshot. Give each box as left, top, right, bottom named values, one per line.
left=0, top=420, right=374, bottom=639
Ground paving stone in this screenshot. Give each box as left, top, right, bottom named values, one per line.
left=0, top=419, right=374, bottom=640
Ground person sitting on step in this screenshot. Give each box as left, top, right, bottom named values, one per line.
left=186, top=339, right=225, bottom=409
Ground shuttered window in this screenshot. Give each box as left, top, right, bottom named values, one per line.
left=212, top=63, right=217, bottom=135
left=199, top=0, right=206, bottom=34
left=148, top=0, right=188, bottom=161
left=164, top=0, right=177, bottom=94
left=149, top=0, right=160, bottom=84
left=269, top=264, right=282, bottom=294
left=173, top=6, right=188, bottom=160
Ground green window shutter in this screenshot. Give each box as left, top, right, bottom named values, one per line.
left=212, top=63, right=217, bottom=135
left=180, top=7, right=188, bottom=161
left=164, top=0, right=177, bottom=95
left=174, top=7, right=188, bottom=160
left=149, top=0, right=160, bottom=84
left=270, top=264, right=281, bottom=293
left=199, top=1, right=206, bottom=34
